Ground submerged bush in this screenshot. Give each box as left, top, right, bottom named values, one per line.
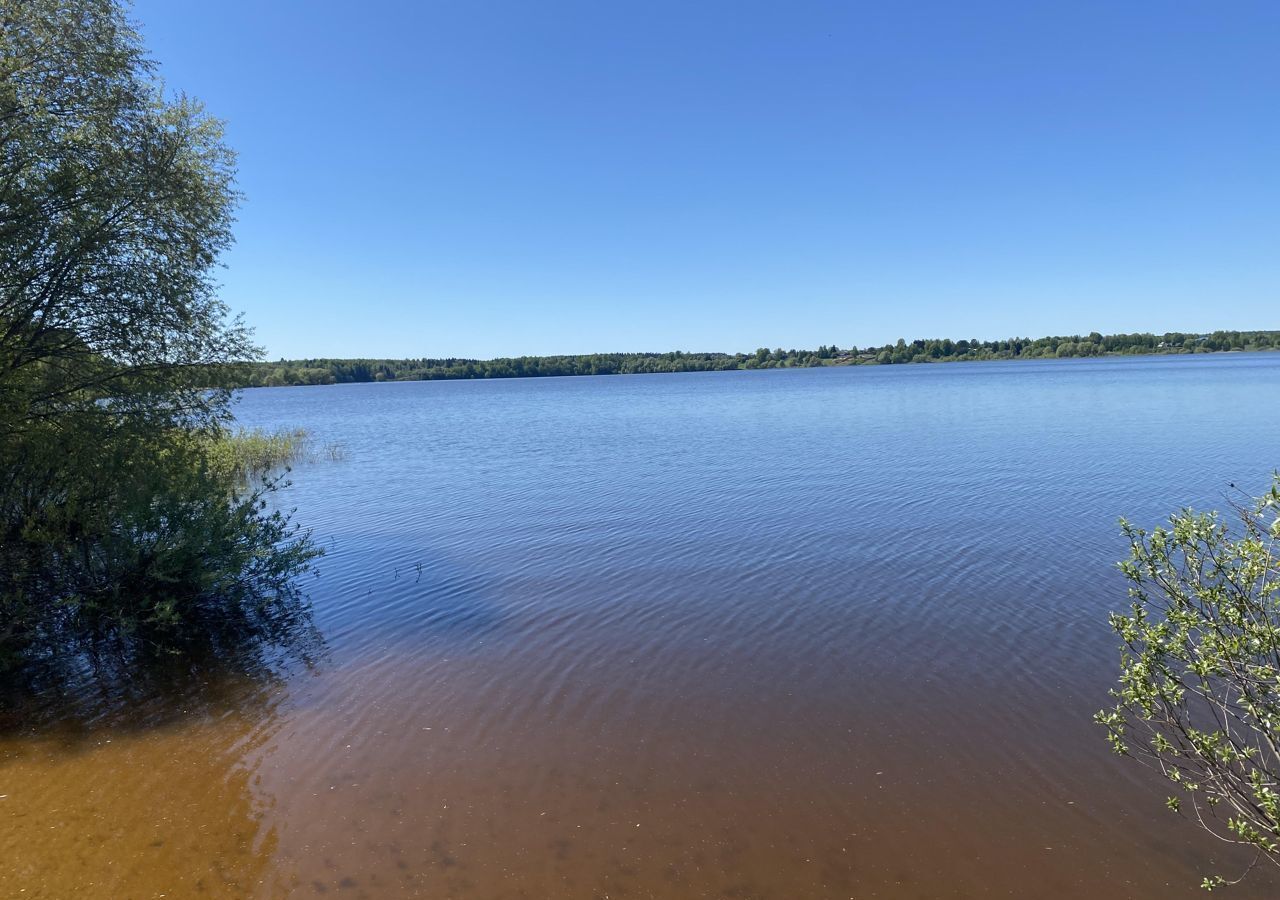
left=1, top=422, right=319, bottom=669
left=1098, top=476, right=1280, bottom=889
left=0, top=0, right=317, bottom=674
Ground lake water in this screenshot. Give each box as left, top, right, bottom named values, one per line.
left=4, top=353, right=1280, bottom=898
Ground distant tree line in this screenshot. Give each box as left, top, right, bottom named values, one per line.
left=237, top=330, right=1280, bottom=387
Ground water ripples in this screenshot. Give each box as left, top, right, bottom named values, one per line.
left=16, top=354, right=1271, bottom=898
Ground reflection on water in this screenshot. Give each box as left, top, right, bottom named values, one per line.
left=0, top=595, right=323, bottom=898
left=6, top=355, right=1280, bottom=898
left=1, top=672, right=286, bottom=897
left=0, top=681, right=285, bottom=896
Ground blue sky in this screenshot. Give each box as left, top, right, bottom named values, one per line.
left=133, top=0, right=1278, bottom=359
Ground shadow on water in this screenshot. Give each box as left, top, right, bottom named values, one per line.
left=0, top=588, right=326, bottom=898
left=0, top=583, right=326, bottom=741
left=316, top=546, right=510, bottom=654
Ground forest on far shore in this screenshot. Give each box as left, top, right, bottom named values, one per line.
left=237, top=329, right=1280, bottom=387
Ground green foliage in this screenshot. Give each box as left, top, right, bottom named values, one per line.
left=205, top=428, right=310, bottom=483
left=0, top=0, right=316, bottom=674
left=1097, top=476, right=1280, bottom=887
left=232, top=330, right=1280, bottom=387
left=0, top=422, right=319, bottom=671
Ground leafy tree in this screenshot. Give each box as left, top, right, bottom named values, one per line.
left=0, top=0, right=316, bottom=672
left=1097, top=477, right=1280, bottom=889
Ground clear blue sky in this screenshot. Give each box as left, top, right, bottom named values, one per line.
left=133, top=0, right=1278, bottom=360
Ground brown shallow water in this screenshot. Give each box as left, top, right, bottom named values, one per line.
left=5, top=357, right=1280, bottom=898
left=4, top=643, right=1277, bottom=899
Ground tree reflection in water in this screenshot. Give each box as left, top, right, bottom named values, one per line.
left=0, top=588, right=323, bottom=898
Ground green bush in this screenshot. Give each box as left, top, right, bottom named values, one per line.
left=1098, top=476, right=1280, bottom=889
left=1, top=421, right=319, bottom=671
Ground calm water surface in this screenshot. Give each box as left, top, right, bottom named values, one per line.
left=5, top=354, right=1280, bottom=898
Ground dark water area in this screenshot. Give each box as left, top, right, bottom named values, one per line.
left=4, top=353, right=1280, bottom=898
